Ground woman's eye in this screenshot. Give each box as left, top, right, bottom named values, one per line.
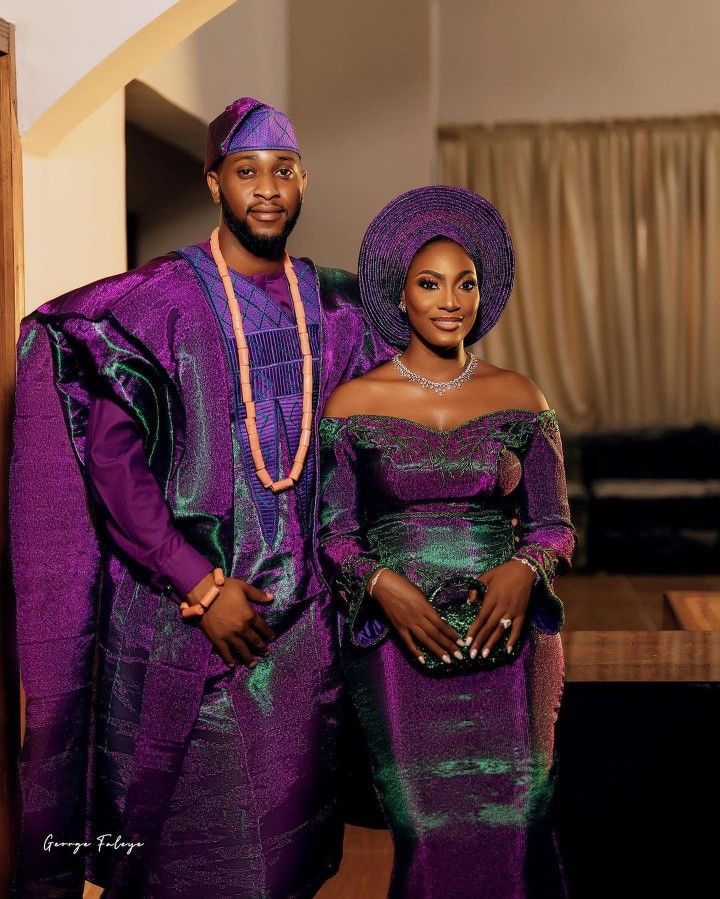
left=418, top=279, right=439, bottom=290
left=460, top=280, right=477, bottom=291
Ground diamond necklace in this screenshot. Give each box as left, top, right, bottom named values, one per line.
left=392, top=352, right=478, bottom=397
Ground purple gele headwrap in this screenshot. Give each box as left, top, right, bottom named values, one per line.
left=358, top=185, right=515, bottom=348
left=204, top=96, right=301, bottom=175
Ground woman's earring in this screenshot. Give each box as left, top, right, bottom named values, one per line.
left=399, top=298, right=407, bottom=313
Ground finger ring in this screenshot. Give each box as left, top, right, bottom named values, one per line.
left=500, top=617, right=512, bottom=630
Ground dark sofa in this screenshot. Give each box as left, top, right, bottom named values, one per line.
left=562, top=424, right=720, bottom=573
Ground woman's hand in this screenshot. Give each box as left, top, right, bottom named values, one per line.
left=186, top=573, right=275, bottom=669
left=465, top=559, right=536, bottom=658
left=371, top=569, right=463, bottom=665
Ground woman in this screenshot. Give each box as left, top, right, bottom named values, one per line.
left=318, top=186, right=576, bottom=898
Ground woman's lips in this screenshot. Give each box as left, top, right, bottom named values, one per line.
left=430, top=318, right=464, bottom=331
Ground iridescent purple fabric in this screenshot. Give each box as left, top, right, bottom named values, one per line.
left=179, top=241, right=324, bottom=557
left=83, top=264, right=300, bottom=602
left=9, top=249, right=394, bottom=897
left=318, top=411, right=576, bottom=897
left=85, top=396, right=214, bottom=597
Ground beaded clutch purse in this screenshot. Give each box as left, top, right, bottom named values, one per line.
left=419, top=576, right=524, bottom=675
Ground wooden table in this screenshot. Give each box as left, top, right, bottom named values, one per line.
left=663, top=589, right=720, bottom=630
left=562, top=629, right=720, bottom=681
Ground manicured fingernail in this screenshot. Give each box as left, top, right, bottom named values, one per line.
left=442, top=654, right=451, bottom=664
left=456, top=638, right=465, bottom=647
left=418, top=655, right=425, bottom=665
left=453, top=651, right=463, bottom=661
left=507, top=645, right=513, bottom=654
left=464, top=637, right=473, bottom=646
left=470, top=648, right=478, bottom=659
left=481, top=648, right=490, bottom=659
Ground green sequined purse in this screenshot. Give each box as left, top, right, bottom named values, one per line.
left=419, top=576, right=523, bottom=675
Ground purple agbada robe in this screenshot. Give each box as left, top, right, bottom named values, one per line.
left=83, top=268, right=295, bottom=600
left=9, top=245, right=393, bottom=897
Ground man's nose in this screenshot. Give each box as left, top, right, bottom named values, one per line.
left=253, top=175, right=280, bottom=199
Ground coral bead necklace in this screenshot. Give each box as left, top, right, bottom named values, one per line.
left=209, top=227, right=313, bottom=493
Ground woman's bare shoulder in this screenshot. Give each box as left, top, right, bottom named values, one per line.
left=323, top=362, right=399, bottom=418
left=471, top=360, right=550, bottom=413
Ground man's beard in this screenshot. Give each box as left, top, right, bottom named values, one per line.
left=219, top=190, right=302, bottom=261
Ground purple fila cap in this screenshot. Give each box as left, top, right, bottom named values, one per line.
left=204, top=97, right=301, bottom=175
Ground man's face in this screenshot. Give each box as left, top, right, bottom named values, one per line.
left=207, top=149, right=307, bottom=258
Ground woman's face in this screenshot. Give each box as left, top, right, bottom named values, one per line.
left=402, top=239, right=480, bottom=350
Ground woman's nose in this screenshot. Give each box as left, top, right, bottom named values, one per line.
left=437, top=289, right=461, bottom=311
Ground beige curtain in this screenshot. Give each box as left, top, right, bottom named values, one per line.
left=439, top=116, right=720, bottom=434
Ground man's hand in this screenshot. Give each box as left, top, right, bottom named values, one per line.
left=186, top=573, right=275, bottom=668
left=372, top=569, right=463, bottom=665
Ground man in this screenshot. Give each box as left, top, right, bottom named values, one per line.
left=10, top=97, right=392, bottom=898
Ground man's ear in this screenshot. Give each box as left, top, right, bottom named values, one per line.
left=300, top=169, right=308, bottom=197
left=206, top=170, right=221, bottom=204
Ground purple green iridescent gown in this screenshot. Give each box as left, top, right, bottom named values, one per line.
left=319, top=408, right=576, bottom=899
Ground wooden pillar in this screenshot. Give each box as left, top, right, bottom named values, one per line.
left=0, top=16, right=24, bottom=896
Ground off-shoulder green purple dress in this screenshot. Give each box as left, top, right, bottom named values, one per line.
left=319, top=409, right=576, bottom=899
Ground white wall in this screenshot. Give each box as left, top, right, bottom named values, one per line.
left=23, top=93, right=127, bottom=312
left=3, top=0, right=236, bottom=313
left=141, top=0, right=288, bottom=123
left=439, top=0, right=720, bottom=124
left=134, top=0, right=720, bottom=274
left=287, top=0, right=434, bottom=271
left=16, top=0, right=720, bottom=312
left=1, top=0, right=184, bottom=134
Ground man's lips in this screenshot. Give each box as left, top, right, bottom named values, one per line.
left=430, top=317, right=464, bottom=331
left=248, top=206, right=285, bottom=222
